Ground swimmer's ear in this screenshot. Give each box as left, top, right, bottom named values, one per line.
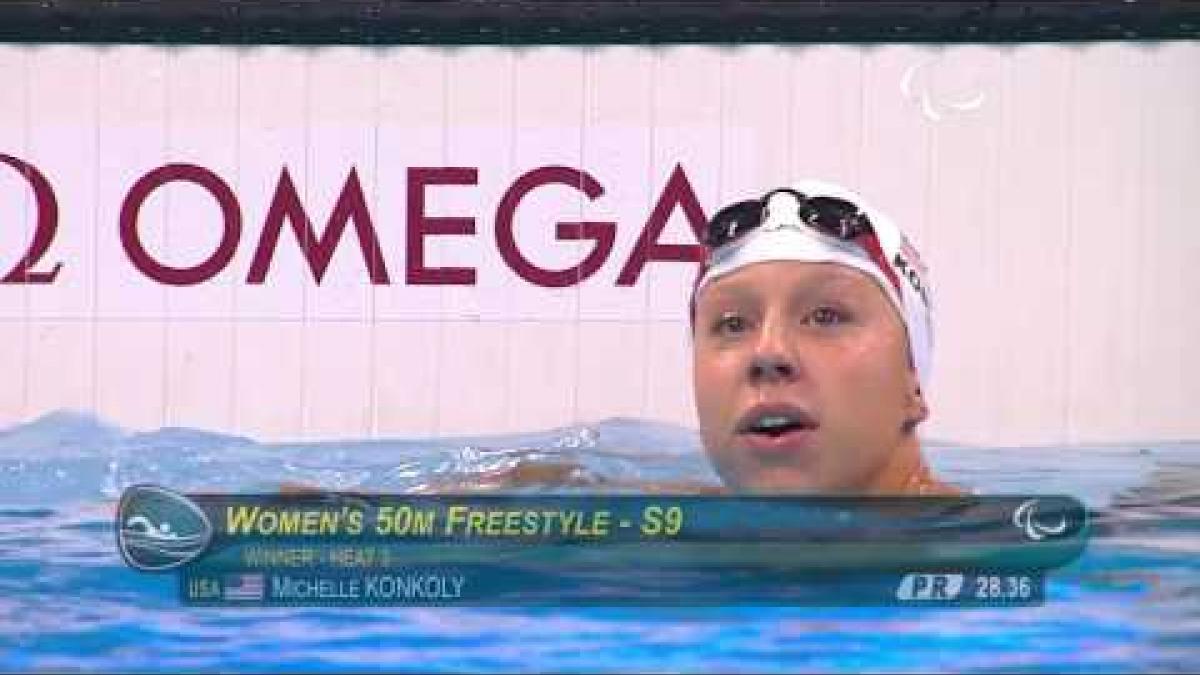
left=903, top=379, right=929, bottom=433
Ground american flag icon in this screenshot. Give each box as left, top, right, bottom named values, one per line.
left=223, top=573, right=266, bottom=601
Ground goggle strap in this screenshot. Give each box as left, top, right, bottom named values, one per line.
left=854, top=232, right=904, bottom=301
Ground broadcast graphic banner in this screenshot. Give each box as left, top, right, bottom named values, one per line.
left=117, top=486, right=1088, bottom=606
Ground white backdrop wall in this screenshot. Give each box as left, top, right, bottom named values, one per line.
left=0, top=42, right=1196, bottom=446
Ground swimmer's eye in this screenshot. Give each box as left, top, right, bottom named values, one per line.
left=807, top=306, right=848, bottom=327
left=711, top=311, right=749, bottom=337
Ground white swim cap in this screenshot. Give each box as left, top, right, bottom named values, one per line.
left=694, top=179, right=934, bottom=391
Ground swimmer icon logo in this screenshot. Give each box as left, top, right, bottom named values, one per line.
left=117, top=485, right=214, bottom=572
left=1013, top=499, right=1069, bottom=541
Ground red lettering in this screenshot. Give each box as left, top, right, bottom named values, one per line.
left=616, top=164, right=707, bottom=286
left=0, top=154, right=62, bottom=284
left=247, top=167, right=389, bottom=285
left=495, top=166, right=615, bottom=288
left=406, top=167, right=478, bottom=285
left=120, top=163, right=240, bottom=286
left=9, top=159, right=715, bottom=290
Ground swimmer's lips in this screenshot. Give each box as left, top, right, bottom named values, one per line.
left=734, top=404, right=820, bottom=456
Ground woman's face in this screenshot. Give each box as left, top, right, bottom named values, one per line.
left=692, top=260, right=926, bottom=493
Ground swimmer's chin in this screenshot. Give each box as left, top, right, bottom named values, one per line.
left=716, top=469, right=922, bottom=495
left=715, top=470, right=828, bottom=495
left=721, top=477, right=966, bottom=496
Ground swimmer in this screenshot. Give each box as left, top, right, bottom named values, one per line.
left=691, top=180, right=959, bottom=495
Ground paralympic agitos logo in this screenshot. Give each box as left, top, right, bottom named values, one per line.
left=0, top=154, right=709, bottom=289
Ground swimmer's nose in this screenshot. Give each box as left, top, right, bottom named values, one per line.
left=749, top=353, right=795, bottom=383
left=747, top=316, right=798, bottom=384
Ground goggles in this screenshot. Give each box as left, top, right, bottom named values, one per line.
left=702, top=188, right=903, bottom=299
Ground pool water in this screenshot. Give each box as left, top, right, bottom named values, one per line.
left=1, top=411, right=1197, bottom=672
